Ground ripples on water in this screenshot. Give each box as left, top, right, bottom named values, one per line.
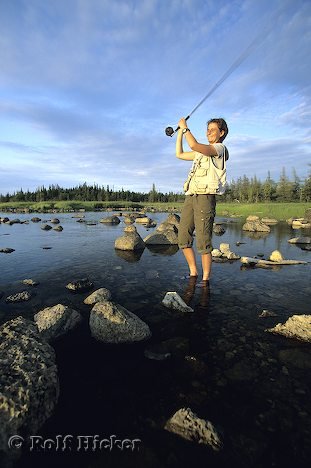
left=1, top=211, right=310, bottom=468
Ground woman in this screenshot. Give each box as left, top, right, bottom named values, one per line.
left=176, top=117, right=229, bottom=283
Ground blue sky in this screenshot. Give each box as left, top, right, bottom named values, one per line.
left=0, top=0, right=310, bottom=195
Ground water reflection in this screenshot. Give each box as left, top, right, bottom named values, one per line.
left=242, top=231, right=270, bottom=240
left=114, top=249, right=144, bottom=263
left=181, top=276, right=210, bottom=314
left=146, top=244, right=179, bottom=256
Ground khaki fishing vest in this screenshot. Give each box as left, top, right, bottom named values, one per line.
left=183, top=146, right=228, bottom=195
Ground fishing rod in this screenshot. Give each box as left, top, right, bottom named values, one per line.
left=165, top=26, right=270, bottom=137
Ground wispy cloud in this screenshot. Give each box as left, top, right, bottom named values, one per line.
left=0, top=0, right=310, bottom=194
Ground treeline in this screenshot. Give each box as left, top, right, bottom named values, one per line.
left=1, top=168, right=311, bottom=204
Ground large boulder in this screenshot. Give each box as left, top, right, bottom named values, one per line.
left=34, top=304, right=82, bottom=342
left=266, top=315, right=311, bottom=343
left=144, top=227, right=178, bottom=245
left=114, top=226, right=145, bottom=251
left=0, top=317, right=59, bottom=453
left=89, top=301, right=151, bottom=344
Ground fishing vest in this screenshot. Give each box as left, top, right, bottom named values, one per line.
left=183, top=145, right=228, bottom=195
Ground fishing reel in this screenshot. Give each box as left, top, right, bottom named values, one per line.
left=165, top=116, right=189, bottom=137
left=165, top=126, right=175, bottom=137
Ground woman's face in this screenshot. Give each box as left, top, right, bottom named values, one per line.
left=206, top=122, right=224, bottom=144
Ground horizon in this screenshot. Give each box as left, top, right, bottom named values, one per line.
left=0, top=0, right=310, bottom=195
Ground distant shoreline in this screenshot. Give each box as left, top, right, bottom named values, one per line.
left=0, top=201, right=309, bottom=221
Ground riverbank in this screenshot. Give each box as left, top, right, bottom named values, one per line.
left=0, top=201, right=310, bottom=220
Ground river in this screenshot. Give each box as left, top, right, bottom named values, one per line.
left=0, top=211, right=310, bottom=468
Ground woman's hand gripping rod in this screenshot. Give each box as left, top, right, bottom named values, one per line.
left=165, top=115, right=190, bottom=137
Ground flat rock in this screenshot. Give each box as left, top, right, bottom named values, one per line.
left=288, top=236, right=311, bottom=244
left=164, top=407, right=223, bottom=451
left=89, top=301, right=151, bottom=343
left=5, top=291, right=32, bottom=303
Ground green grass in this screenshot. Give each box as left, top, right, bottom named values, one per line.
left=216, top=202, right=310, bottom=220
left=0, top=200, right=309, bottom=221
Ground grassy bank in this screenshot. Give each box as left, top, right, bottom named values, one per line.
left=0, top=200, right=309, bottom=220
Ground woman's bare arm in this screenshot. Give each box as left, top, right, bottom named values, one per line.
left=175, top=128, right=195, bottom=161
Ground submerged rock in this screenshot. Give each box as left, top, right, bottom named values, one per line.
left=66, top=278, right=94, bottom=293
left=162, top=292, right=194, bottom=313
left=266, top=315, right=311, bottom=343
left=164, top=407, right=223, bottom=451
left=22, top=279, right=39, bottom=286
left=0, top=317, right=59, bottom=454
left=0, top=248, right=15, bottom=253
left=5, top=291, right=32, bottom=303
left=34, top=304, right=82, bottom=342
left=89, top=301, right=151, bottom=344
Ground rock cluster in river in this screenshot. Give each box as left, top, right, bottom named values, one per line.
left=242, top=215, right=271, bottom=233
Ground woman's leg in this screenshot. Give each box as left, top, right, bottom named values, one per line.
left=182, top=247, right=198, bottom=277
left=178, top=196, right=197, bottom=277
left=193, top=195, right=216, bottom=280
left=201, top=252, right=212, bottom=281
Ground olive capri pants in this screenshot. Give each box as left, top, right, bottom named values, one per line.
left=178, top=194, right=216, bottom=254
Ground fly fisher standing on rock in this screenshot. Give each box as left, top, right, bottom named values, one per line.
left=176, top=117, right=229, bottom=285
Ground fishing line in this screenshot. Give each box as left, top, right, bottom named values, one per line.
left=165, top=5, right=284, bottom=137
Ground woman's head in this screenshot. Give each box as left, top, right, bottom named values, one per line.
left=207, top=118, right=228, bottom=143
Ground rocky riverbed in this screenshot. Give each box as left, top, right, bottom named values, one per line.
left=0, top=211, right=310, bottom=468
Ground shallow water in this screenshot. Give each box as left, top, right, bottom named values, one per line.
left=1, top=211, right=311, bottom=468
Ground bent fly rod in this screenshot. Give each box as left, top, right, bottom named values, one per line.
left=165, top=26, right=271, bottom=137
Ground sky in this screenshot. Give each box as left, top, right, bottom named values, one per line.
left=0, top=0, right=310, bottom=195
